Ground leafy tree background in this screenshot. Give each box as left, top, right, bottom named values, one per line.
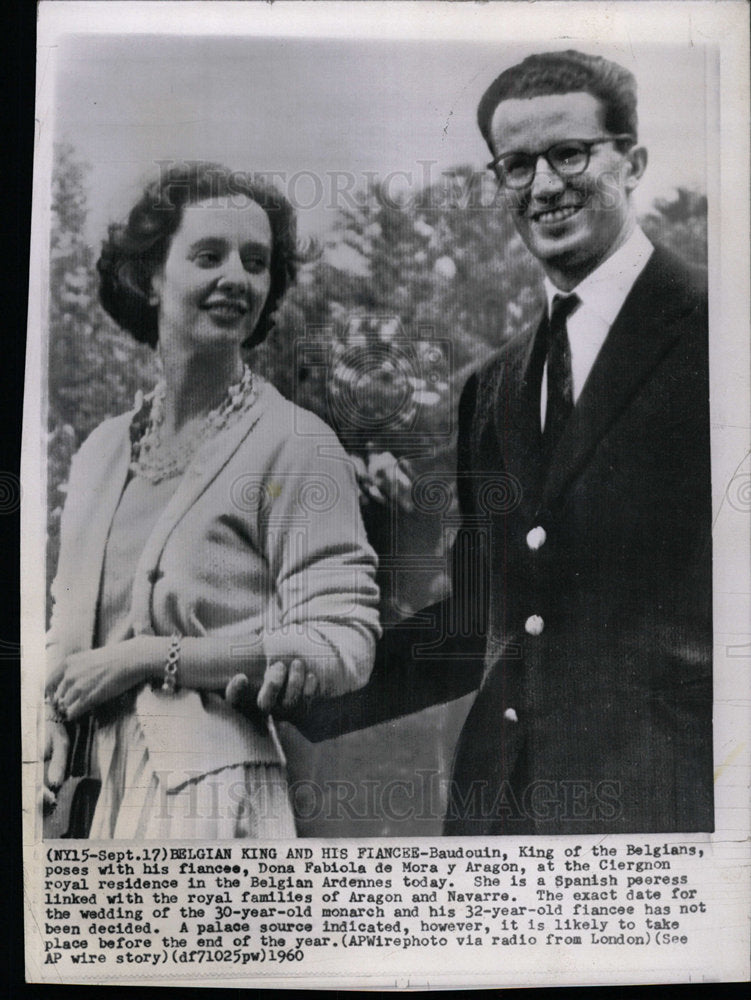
left=45, top=144, right=708, bottom=835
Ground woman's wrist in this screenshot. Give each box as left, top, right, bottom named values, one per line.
left=129, top=635, right=174, bottom=688
left=178, top=636, right=267, bottom=692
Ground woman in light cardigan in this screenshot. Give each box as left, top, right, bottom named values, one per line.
left=44, top=162, right=380, bottom=838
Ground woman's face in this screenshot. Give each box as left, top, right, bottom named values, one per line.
left=151, top=197, right=273, bottom=351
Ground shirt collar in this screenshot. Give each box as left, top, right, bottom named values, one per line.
left=544, top=226, right=654, bottom=327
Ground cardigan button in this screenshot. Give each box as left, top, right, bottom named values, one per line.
left=147, top=568, right=164, bottom=584
left=504, top=707, right=518, bottom=723
left=525, top=614, right=544, bottom=636
left=526, top=526, right=547, bottom=550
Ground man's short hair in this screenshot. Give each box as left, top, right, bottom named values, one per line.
left=477, top=49, right=638, bottom=153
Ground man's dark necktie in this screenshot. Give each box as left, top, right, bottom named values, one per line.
left=543, top=292, right=580, bottom=452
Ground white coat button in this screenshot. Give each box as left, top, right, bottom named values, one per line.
left=504, top=708, right=518, bottom=723
left=525, top=614, right=544, bottom=636
left=526, top=526, right=547, bottom=550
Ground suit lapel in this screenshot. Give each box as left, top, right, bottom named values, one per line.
left=493, top=314, right=548, bottom=513
left=541, top=248, right=695, bottom=506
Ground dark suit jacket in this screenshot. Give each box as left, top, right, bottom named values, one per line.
left=302, top=245, right=713, bottom=836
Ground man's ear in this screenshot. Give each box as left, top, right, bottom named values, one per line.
left=624, top=145, right=648, bottom=192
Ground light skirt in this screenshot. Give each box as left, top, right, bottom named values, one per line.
left=89, top=710, right=297, bottom=840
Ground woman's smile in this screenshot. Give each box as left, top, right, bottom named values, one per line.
left=202, top=295, right=250, bottom=325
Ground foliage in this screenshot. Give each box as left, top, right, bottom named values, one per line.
left=641, top=189, right=708, bottom=268
left=254, top=167, right=544, bottom=446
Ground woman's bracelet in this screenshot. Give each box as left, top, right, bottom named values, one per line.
left=161, top=634, right=181, bottom=694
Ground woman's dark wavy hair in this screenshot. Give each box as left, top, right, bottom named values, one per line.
left=477, top=50, right=638, bottom=155
left=97, top=162, right=303, bottom=349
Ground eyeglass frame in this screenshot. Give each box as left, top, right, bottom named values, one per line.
left=487, top=135, right=636, bottom=189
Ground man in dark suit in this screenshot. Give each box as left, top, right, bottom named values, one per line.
left=232, top=50, right=713, bottom=836
left=441, top=50, right=712, bottom=835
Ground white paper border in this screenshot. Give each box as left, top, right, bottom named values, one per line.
left=22, top=1, right=750, bottom=988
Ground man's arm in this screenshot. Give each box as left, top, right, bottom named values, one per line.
left=293, top=372, right=488, bottom=741
left=291, top=597, right=485, bottom=741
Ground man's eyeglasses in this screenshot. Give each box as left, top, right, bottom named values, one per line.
left=487, top=136, right=634, bottom=189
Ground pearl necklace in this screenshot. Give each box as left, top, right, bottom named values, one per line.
left=130, top=364, right=256, bottom=483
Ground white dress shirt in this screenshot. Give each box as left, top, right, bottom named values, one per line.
left=540, top=226, right=654, bottom=428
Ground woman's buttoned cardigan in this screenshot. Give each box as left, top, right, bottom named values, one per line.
left=47, top=377, right=381, bottom=791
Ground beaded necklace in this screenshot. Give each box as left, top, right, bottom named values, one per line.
left=130, top=364, right=256, bottom=483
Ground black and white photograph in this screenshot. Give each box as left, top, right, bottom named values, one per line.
left=22, top=0, right=749, bottom=988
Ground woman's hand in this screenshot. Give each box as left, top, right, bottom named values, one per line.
left=52, top=638, right=156, bottom=721
left=43, top=703, right=69, bottom=812
left=225, top=659, right=319, bottom=720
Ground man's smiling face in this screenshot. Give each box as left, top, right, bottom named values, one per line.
left=490, top=91, right=644, bottom=287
